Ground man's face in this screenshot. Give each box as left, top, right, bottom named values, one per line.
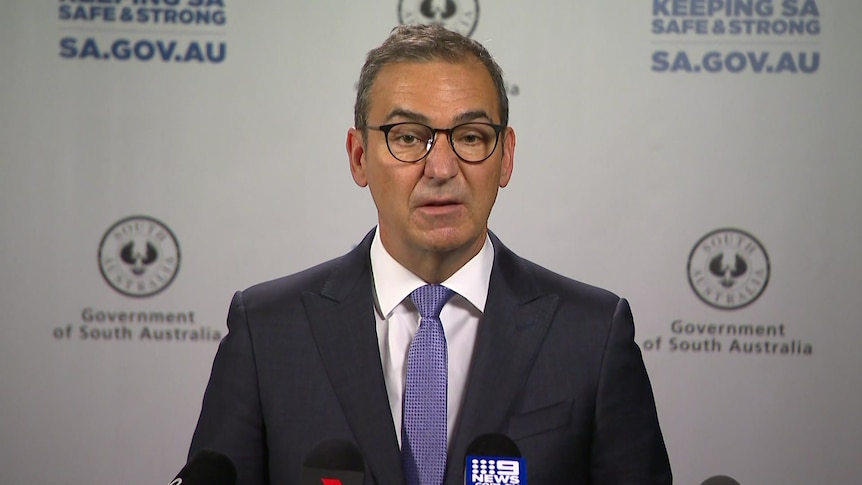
left=347, top=59, right=515, bottom=274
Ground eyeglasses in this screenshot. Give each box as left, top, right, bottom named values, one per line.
left=365, top=122, right=504, bottom=163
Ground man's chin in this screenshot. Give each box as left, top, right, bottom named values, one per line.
left=413, top=226, right=485, bottom=256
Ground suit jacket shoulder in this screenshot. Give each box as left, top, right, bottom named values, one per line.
left=189, top=229, right=408, bottom=485
left=490, top=231, right=616, bottom=296
left=449, top=233, right=672, bottom=484
left=240, top=230, right=374, bottom=311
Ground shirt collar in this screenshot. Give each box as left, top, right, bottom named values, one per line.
left=370, top=228, right=494, bottom=317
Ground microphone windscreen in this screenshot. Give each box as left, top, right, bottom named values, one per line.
left=300, top=439, right=365, bottom=485
left=465, top=433, right=522, bottom=457
left=302, top=439, right=364, bottom=471
left=464, top=433, right=526, bottom=485
left=171, top=450, right=236, bottom=485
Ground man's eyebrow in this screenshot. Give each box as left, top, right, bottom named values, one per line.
left=452, top=110, right=494, bottom=124
left=382, top=109, right=495, bottom=125
left=383, top=108, right=430, bottom=124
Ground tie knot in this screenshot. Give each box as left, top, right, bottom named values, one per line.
left=410, top=284, right=455, bottom=320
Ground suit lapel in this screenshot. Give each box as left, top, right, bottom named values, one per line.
left=302, top=230, right=405, bottom=485
left=446, top=234, right=559, bottom=484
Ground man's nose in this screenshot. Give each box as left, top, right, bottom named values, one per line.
left=423, top=132, right=459, bottom=179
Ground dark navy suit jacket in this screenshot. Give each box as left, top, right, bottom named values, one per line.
left=189, top=229, right=672, bottom=484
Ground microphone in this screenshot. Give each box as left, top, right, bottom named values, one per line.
left=464, top=433, right=526, bottom=485
left=300, top=439, right=365, bottom=485
left=170, top=450, right=236, bottom=485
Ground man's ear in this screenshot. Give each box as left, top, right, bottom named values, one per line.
left=346, top=127, right=368, bottom=187
left=499, top=126, right=515, bottom=188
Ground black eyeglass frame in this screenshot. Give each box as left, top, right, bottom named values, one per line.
left=365, top=121, right=506, bottom=163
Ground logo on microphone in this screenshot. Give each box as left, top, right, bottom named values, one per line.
left=98, top=215, right=181, bottom=298
left=687, top=228, right=770, bottom=310
left=398, top=0, right=480, bottom=37
left=468, top=457, right=523, bottom=484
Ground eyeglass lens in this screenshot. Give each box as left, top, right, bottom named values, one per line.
left=386, top=123, right=499, bottom=162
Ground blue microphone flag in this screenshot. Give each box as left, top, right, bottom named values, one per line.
left=465, top=455, right=526, bottom=485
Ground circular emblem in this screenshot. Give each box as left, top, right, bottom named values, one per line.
left=398, top=0, right=480, bottom=37
left=687, top=228, right=770, bottom=310
left=98, top=215, right=180, bottom=298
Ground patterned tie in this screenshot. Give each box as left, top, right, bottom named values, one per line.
left=402, top=284, right=455, bottom=485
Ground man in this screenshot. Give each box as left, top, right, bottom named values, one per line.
left=189, top=24, right=672, bottom=484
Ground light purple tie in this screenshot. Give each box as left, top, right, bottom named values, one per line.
left=403, top=284, right=455, bottom=485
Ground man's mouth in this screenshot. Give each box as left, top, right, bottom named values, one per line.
left=416, top=199, right=463, bottom=214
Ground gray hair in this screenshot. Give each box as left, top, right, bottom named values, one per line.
left=354, top=24, right=509, bottom=131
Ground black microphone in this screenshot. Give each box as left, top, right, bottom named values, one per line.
left=170, top=450, right=236, bottom=485
left=299, top=439, right=365, bottom=485
left=464, top=433, right=526, bottom=485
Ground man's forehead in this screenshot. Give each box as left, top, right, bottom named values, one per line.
left=373, top=57, right=489, bottom=81
left=367, top=59, right=500, bottom=121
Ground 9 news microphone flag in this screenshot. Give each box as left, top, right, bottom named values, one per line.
left=464, top=433, right=526, bottom=485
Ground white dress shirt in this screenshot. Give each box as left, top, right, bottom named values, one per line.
left=370, top=229, right=494, bottom=447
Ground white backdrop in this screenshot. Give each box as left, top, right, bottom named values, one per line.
left=1, top=1, right=860, bottom=484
